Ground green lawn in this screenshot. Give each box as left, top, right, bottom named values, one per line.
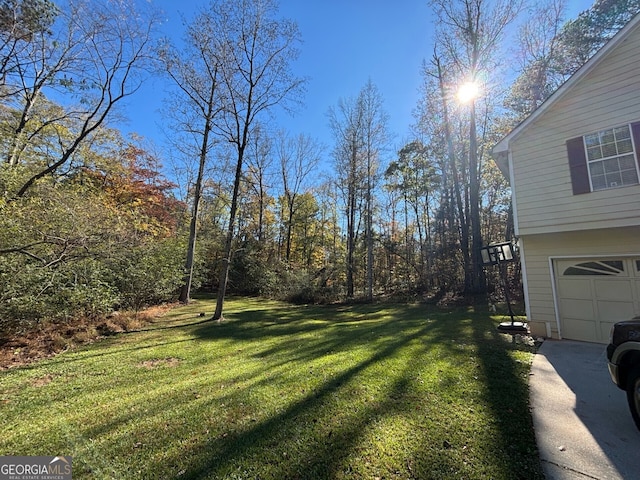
left=0, top=297, right=543, bottom=479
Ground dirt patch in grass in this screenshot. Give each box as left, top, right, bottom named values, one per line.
left=137, top=357, right=182, bottom=369
left=0, top=304, right=177, bottom=371
left=31, top=374, right=55, bottom=387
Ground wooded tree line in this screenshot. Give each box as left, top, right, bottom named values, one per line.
left=0, top=0, right=637, bottom=333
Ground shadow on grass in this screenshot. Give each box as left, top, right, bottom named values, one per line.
left=470, top=313, right=545, bottom=480
left=156, top=303, right=544, bottom=479
left=2, top=299, right=543, bottom=479
left=183, top=313, right=441, bottom=479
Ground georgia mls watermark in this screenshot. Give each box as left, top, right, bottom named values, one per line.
left=0, top=456, right=72, bottom=480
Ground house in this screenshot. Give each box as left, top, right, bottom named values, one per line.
left=492, top=13, right=640, bottom=344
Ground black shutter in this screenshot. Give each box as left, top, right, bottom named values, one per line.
left=631, top=122, right=640, bottom=171
left=566, top=136, right=591, bottom=195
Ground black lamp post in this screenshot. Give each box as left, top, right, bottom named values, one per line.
left=480, top=241, right=527, bottom=334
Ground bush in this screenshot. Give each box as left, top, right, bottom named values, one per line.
left=108, top=237, right=186, bottom=311
left=0, top=257, right=120, bottom=336
left=0, top=237, right=184, bottom=336
left=260, top=267, right=339, bottom=304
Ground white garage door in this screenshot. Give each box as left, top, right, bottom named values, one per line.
left=555, top=258, right=640, bottom=343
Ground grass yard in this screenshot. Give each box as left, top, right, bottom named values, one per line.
left=0, top=297, right=543, bottom=479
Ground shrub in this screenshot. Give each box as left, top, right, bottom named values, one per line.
left=0, top=257, right=120, bottom=336
left=108, top=237, right=185, bottom=310
left=259, top=266, right=340, bottom=304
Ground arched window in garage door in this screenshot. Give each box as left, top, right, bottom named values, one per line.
left=563, top=260, right=624, bottom=276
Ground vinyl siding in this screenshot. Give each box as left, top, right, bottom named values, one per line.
left=509, top=24, right=640, bottom=236
left=521, top=227, right=640, bottom=339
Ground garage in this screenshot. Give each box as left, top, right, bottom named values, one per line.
left=554, top=258, right=640, bottom=343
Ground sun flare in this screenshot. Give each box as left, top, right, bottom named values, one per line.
left=457, top=81, right=480, bottom=103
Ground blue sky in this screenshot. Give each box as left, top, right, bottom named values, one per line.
left=121, top=0, right=594, bottom=166
left=124, top=0, right=433, bottom=159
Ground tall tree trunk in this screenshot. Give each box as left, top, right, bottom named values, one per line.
left=178, top=130, right=211, bottom=302
left=424, top=191, right=433, bottom=288
left=213, top=146, right=245, bottom=321
left=285, top=193, right=295, bottom=262
left=366, top=153, right=373, bottom=301
left=179, top=84, right=216, bottom=303
left=468, top=99, right=486, bottom=296
left=436, top=57, right=471, bottom=290
left=178, top=148, right=206, bottom=303
left=257, top=175, right=265, bottom=244
left=404, top=191, right=411, bottom=284
left=346, top=142, right=357, bottom=298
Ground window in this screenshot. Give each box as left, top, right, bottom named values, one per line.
left=566, top=122, right=640, bottom=194
left=584, top=125, right=638, bottom=190
left=563, top=260, right=624, bottom=276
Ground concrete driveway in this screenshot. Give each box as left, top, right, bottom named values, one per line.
left=530, top=339, right=640, bottom=479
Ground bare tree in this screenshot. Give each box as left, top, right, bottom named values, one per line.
left=328, top=95, right=365, bottom=299
left=244, top=124, right=274, bottom=245
left=315, top=178, right=342, bottom=277
left=430, top=52, right=472, bottom=293
left=429, top=0, right=522, bottom=296
left=328, top=79, right=388, bottom=301
left=276, top=130, right=322, bottom=263
left=358, top=79, right=389, bottom=301
left=1, top=0, right=160, bottom=199
left=159, top=6, right=224, bottom=303
left=208, top=0, right=305, bottom=320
